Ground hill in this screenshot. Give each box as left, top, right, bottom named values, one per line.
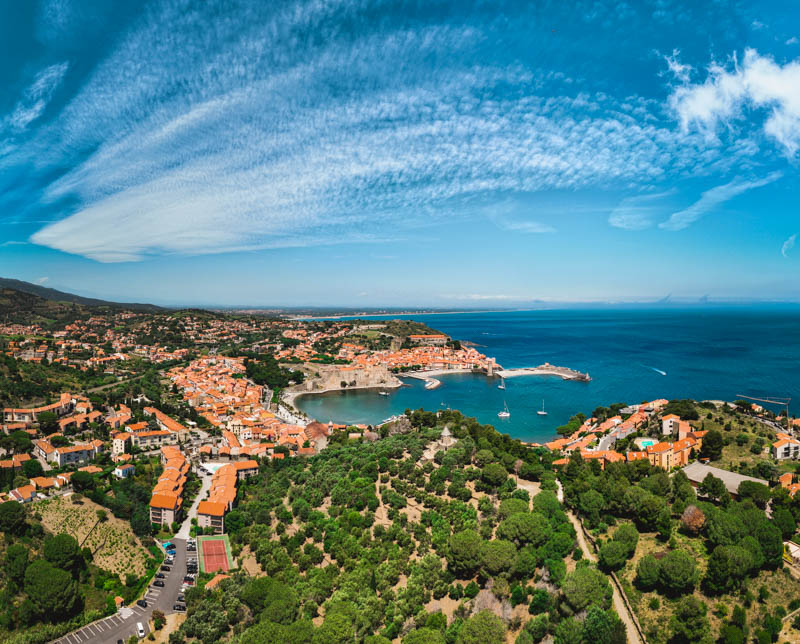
left=0, top=277, right=162, bottom=312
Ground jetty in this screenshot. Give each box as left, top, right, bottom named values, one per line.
left=496, top=363, right=591, bottom=382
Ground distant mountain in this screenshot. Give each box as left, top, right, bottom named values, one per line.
left=0, top=278, right=163, bottom=312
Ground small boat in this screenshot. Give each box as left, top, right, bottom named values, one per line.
left=497, top=377, right=506, bottom=390
left=537, top=399, right=547, bottom=416
left=498, top=401, right=510, bottom=418
left=378, top=390, right=390, bottom=396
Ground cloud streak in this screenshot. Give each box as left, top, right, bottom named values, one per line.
left=782, top=233, right=797, bottom=257
left=660, top=172, right=782, bottom=231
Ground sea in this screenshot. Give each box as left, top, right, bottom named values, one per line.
left=294, top=307, right=800, bottom=444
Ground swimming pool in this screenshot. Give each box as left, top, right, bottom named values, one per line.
left=639, top=439, right=655, bottom=448
left=199, top=462, right=228, bottom=475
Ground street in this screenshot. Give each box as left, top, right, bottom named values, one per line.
left=50, top=538, right=192, bottom=644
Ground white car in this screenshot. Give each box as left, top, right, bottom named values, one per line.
left=137, top=622, right=145, bottom=638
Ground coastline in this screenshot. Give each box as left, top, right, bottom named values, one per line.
left=283, top=379, right=403, bottom=407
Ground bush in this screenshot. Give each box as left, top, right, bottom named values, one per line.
left=658, top=550, right=697, bottom=595
left=635, top=555, right=659, bottom=590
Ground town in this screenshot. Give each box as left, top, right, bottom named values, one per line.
left=2, top=295, right=800, bottom=644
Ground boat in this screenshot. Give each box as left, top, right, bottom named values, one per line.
left=497, top=377, right=506, bottom=390
left=498, top=401, right=510, bottom=418
left=378, top=390, right=390, bottom=396
left=537, top=399, right=547, bottom=416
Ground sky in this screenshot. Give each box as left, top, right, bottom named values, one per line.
left=0, top=0, right=799, bottom=307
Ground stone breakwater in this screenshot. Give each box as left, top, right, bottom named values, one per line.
left=495, top=363, right=591, bottom=381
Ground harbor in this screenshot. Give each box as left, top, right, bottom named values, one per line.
left=495, top=363, right=591, bottom=381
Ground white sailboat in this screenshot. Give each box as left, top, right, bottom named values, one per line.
left=498, top=400, right=510, bottom=418
left=497, top=377, right=506, bottom=390
left=537, top=399, right=547, bottom=416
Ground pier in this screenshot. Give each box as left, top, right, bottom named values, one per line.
left=495, top=363, right=591, bottom=382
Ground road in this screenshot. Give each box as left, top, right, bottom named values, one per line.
left=50, top=539, right=191, bottom=644
left=177, top=471, right=212, bottom=539
left=86, top=374, right=146, bottom=394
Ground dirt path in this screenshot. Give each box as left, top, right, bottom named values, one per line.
left=566, top=504, right=644, bottom=644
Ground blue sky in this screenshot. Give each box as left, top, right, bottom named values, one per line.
left=1, top=0, right=799, bottom=307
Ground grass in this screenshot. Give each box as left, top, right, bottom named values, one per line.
left=616, top=526, right=800, bottom=644
left=36, top=495, right=149, bottom=577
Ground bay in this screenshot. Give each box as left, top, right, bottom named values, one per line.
left=294, top=307, right=800, bottom=443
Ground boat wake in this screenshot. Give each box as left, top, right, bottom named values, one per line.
left=643, top=365, right=667, bottom=376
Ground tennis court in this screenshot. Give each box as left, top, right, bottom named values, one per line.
left=197, top=535, right=234, bottom=573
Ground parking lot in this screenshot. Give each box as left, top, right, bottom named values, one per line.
left=50, top=538, right=195, bottom=644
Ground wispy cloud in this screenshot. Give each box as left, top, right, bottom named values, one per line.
left=608, top=190, right=675, bottom=230
left=782, top=233, right=797, bottom=257
left=5, top=62, right=69, bottom=132
left=34, top=276, right=49, bottom=285
left=668, top=48, right=800, bottom=156
left=660, top=172, right=782, bottom=231
left=0, top=2, right=764, bottom=262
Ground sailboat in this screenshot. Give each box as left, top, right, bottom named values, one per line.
left=537, top=399, right=547, bottom=416
left=497, top=377, right=506, bottom=390
left=498, top=401, right=510, bottom=418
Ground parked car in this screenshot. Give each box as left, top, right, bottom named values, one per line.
left=177, top=594, right=185, bottom=602
left=173, top=604, right=186, bottom=611
left=137, top=622, right=145, bottom=638
left=136, top=599, right=147, bottom=608
left=161, top=565, right=170, bottom=571
left=167, top=549, right=176, bottom=556
left=153, top=580, right=165, bottom=587
left=155, top=573, right=166, bottom=579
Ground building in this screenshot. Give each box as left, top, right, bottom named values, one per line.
left=646, top=442, right=674, bottom=469
left=133, top=430, right=177, bottom=450
left=10, top=485, right=36, bottom=503
left=197, top=501, right=226, bottom=534
left=661, top=414, right=680, bottom=435
left=682, top=462, right=768, bottom=498
left=3, top=393, right=74, bottom=424
left=114, top=463, right=135, bottom=479
left=407, top=334, right=450, bottom=346
left=43, top=440, right=104, bottom=467
left=149, top=493, right=181, bottom=527
left=772, top=433, right=800, bottom=460
left=112, top=432, right=133, bottom=455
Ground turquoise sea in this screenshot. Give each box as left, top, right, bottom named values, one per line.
left=294, top=308, right=800, bottom=443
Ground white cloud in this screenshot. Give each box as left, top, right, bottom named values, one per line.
left=608, top=190, right=675, bottom=230
left=665, top=50, right=692, bottom=83
left=660, top=171, right=782, bottom=231
left=35, top=276, right=49, bottom=285
left=5, top=62, right=69, bottom=132
left=787, top=37, right=799, bottom=45
left=442, top=294, right=523, bottom=301
left=782, top=233, right=797, bottom=257
left=668, top=48, right=800, bottom=156
left=14, top=2, right=754, bottom=261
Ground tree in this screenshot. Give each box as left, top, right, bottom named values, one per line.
left=496, top=513, right=551, bottom=547
left=22, top=459, right=44, bottom=478
left=7, top=430, right=32, bottom=453
left=480, top=539, right=516, bottom=576
left=71, top=470, right=95, bottom=492
left=680, top=505, right=705, bottom=535
left=528, top=589, right=551, bottom=614
left=754, top=521, right=783, bottom=569
left=669, top=596, right=710, bottom=644
left=720, top=625, right=745, bottom=644
left=737, top=481, right=771, bottom=509
left=635, top=555, right=660, bottom=590
left=481, top=463, right=508, bottom=488
left=240, top=577, right=298, bottom=624
left=704, top=545, right=754, bottom=595
left=43, top=533, right=83, bottom=575
left=553, top=617, right=583, bottom=644
left=456, top=610, right=505, bottom=644
left=699, top=430, right=723, bottom=461
left=698, top=473, right=726, bottom=501
left=37, top=411, right=59, bottom=434
left=562, top=566, right=611, bottom=613
left=613, top=523, right=639, bottom=557
left=24, top=559, right=82, bottom=621
left=0, top=501, right=26, bottom=535
left=658, top=549, right=697, bottom=595
left=579, top=490, right=605, bottom=525
left=5, top=543, right=29, bottom=584
left=581, top=606, right=626, bottom=644
left=448, top=530, right=483, bottom=577
left=772, top=507, right=796, bottom=540
left=598, top=541, right=628, bottom=572
left=403, top=629, right=446, bottom=644
left=312, top=612, right=355, bottom=644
